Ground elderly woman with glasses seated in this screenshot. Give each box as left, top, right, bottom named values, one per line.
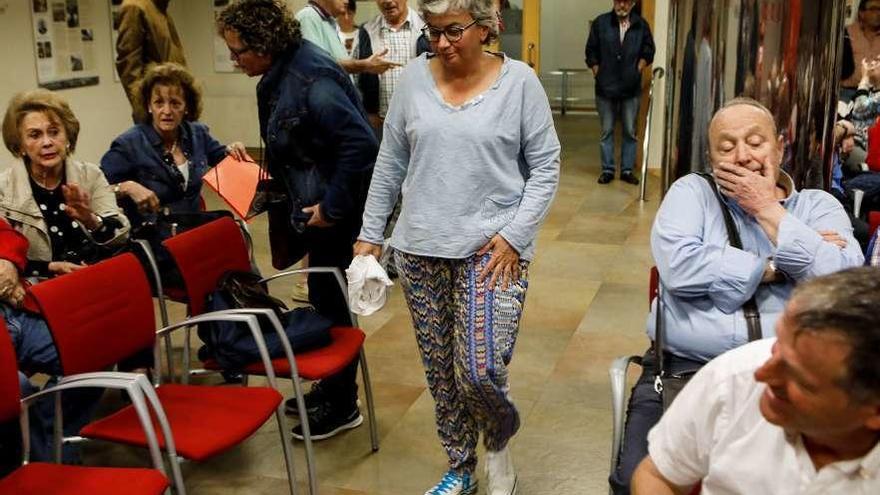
left=100, top=62, right=251, bottom=230
left=354, top=1, right=560, bottom=494
left=0, top=89, right=130, bottom=279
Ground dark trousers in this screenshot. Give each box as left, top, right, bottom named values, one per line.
left=608, top=347, right=705, bottom=495
left=303, top=221, right=359, bottom=409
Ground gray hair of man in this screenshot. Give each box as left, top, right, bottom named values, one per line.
left=790, top=266, right=880, bottom=404
left=709, top=96, right=780, bottom=137
left=418, top=0, right=500, bottom=45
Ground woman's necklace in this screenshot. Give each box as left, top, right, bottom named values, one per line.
left=29, top=162, right=63, bottom=190
left=165, top=140, right=178, bottom=155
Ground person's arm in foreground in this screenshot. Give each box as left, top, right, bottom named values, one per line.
left=632, top=457, right=691, bottom=495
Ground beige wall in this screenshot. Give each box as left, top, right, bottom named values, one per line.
left=0, top=0, right=670, bottom=168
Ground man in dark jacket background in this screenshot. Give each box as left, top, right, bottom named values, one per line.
left=115, top=0, right=187, bottom=115
left=586, top=0, right=655, bottom=185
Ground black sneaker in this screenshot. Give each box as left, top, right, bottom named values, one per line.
left=620, top=172, right=640, bottom=185
left=291, top=402, right=363, bottom=441
left=284, top=382, right=326, bottom=416
left=597, top=172, right=614, bottom=184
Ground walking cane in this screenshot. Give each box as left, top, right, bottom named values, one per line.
left=639, top=67, right=665, bottom=201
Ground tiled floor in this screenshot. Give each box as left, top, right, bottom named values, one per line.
left=83, top=114, right=660, bottom=494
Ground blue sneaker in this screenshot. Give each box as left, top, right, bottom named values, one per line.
left=424, top=470, right=477, bottom=495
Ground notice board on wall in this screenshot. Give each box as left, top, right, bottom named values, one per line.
left=31, top=0, right=100, bottom=90
left=213, top=0, right=236, bottom=72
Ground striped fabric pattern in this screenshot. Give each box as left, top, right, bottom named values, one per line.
left=395, top=250, right=529, bottom=474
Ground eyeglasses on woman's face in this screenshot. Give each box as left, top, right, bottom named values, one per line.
left=422, top=19, right=478, bottom=43
left=228, top=44, right=253, bottom=60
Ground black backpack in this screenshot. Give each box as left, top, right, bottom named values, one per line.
left=197, top=270, right=333, bottom=369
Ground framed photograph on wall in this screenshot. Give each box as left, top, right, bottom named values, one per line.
left=31, top=0, right=100, bottom=90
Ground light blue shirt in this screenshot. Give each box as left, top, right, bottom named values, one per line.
left=358, top=54, right=560, bottom=260
left=649, top=173, right=864, bottom=362
left=296, top=4, right=348, bottom=60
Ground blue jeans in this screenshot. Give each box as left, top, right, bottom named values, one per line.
left=3, top=305, right=102, bottom=463
left=596, top=94, right=641, bottom=175
left=608, top=347, right=705, bottom=495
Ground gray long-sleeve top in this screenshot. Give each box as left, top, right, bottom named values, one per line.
left=358, top=54, right=561, bottom=260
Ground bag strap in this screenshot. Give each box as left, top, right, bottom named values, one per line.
left=654, top=277, right=667, bottom=379
left=695, top=172, right=763, bottom=342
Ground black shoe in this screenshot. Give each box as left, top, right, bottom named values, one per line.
left=221, top=370, right=244, bottom=384
left=620, top=172, right=640, bottom=185
left=291, top=402, right=363, bottom=441
left=597, top=172, right=614, bottom=184
left=284, top=382, right=326, bottom=416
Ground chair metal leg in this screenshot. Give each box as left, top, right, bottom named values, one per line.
left=275, top=407, right=300, bottom=495
left=359, top=349, right=379, bottom=452
left=182, top=326, right=192, bottom=385
left=291, top=374, right=318, bottom=495
left=132, top=239, right=175, bottom=380
left=53, top=393, right=63, bottom=463
left=608, top=354, right=642, bottom=494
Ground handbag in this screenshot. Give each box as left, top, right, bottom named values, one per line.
left=257, top=176, right=308, bottom=270
left=252, top=145, right=316, bottom=270
left=196, top=270, right=333, bottom=369
left=654, top=173, right=763, bottom=409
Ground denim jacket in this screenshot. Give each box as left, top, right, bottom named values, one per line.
left=257, top=39, right=377, bottom=224
left=100, top=121, right=227, bottom=226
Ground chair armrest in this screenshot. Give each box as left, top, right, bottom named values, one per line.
left=158, top=312, right=276, bottom=389
left=19, top=373, right=173, bottom=477
left=207, top=308, right=302, bottom=389
left=260, top=267, right=358, bottom=326
left=608, top=355, right=643, bottom=475
left=853, top=188, right=865, bottom=218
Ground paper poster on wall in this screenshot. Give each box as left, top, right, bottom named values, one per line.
left=213, top=0, right=235, bottom=72
left=109, top=0, right=122, bottom=81
left=31, top=0, right=100, bottom=90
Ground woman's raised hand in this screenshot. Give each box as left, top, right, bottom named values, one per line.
left=61, top=183, right=99, bottom=229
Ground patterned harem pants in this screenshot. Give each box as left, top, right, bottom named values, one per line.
left=394, top=250, right=529, bottom=475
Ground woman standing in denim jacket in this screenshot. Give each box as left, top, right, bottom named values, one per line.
left=217, top=0, right=378, bottom=441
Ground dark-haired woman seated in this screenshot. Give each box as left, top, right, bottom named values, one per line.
left=101, top=62, right=251, bottom=230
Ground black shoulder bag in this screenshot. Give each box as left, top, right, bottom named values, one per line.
left=655, top=173, right=763, bottom=409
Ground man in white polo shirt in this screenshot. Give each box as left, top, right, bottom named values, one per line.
left=633, top=267, right=880, bottom=494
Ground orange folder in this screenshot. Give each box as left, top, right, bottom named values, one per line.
left=202, top=157, right=266, bottom=222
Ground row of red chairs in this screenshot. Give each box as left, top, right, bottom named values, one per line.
left=0, top=217, right=379, bottom=495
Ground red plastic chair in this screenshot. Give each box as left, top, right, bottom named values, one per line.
left=27, top=253, right=295, bottom=495
left=158, top=217, right=379, bottom=495
left=0, top=320, right=171, bottom=495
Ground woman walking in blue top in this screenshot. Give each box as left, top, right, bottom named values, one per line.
left=355, top=1, right=560, bottom=494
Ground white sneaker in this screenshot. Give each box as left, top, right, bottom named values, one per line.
left=485, top=448, right=517, bottom=495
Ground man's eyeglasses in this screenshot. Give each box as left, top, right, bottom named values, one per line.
left=422, top=19, right=478, bottom=43
left=228, top=44, right=252, bottom=59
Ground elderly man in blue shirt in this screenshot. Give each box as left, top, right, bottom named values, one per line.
left=609, top=97, right=865, bottom=495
